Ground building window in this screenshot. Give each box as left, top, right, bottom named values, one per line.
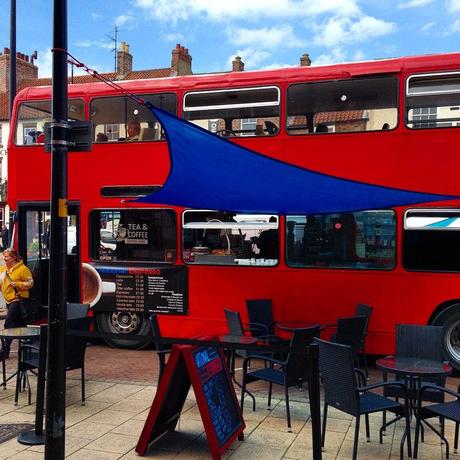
left=104, top=124, right=119, bottom=141
left=240, top=118, right=257, bottom=136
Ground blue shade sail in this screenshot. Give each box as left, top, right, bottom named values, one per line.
left=135, top=106, right=456, bottom=214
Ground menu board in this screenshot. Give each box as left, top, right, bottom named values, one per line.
left=136, top=344, right=245, bottom=459
left=193, top=346, right=242, bottom=447
left=114, top=267, right=188, bottom=315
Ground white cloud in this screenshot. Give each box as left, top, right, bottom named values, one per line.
left=446, top=19, right=460, bottom=33
left=115, top=14, right=136, bottom=29
left=91, top=13, right=102, bottom=20
left=37, top=48, right=53, bottom=78
left=397, top=0, right=433, bottom=8
left=313, top=47, right=347, bottom=66
left=313, top=15, right=396, bottom=47
left=421, top=21, right=436, bottom=31
left=447, top=0, right=460, bottom=12
left=227, top=48, right=271, bottom=69
left=163, top=32, right=186, bottom=42
left=228, top=25, right=303, bottom=48
left=73, top=40, right=113, bottom=50
left=353, top=49, right=365, bottom=61
left=135, top=0, right=361, bottom=23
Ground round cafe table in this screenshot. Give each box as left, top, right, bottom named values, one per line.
left=276, top=320, right=321, bottom=332
left=376, top=355, right=452, bottom=410
left=0, top=326, right=41, bottom=341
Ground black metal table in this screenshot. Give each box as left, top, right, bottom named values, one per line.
left=0, top=326, right=41, bottom=388
left=216, top=334, right=258, bottom=410
left=0, top=326, right=46, bottom=445
left=376, top=356, right=452, bottom=379
left=276, top=320, right=322, bottom=332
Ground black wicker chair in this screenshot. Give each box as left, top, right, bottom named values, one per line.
left=245, top=299, right=280, bottom=341
left=149, top=314, right=171, bottom=386
left=15, top=316, right=91, bottom=405
left=355, top=303, right=372, bottom=376
left=332, top=315, right=368, bottom=370
left=414, top=384, right=460, bottom=459
left=316, top=338, right=411, bottom=460
left=240, top=326, right=320, bottom=431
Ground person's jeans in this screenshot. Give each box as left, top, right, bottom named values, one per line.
left=3, top=301, right=26, bottom=353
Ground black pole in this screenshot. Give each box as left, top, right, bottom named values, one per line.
left=9, top=0, right=16, bottom=118
left=307, top=344, right=322, bottom=460
left=45, top=0, right=68, bottom=458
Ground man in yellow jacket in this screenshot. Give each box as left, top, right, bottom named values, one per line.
left=0, top=248, right=34, bottom=358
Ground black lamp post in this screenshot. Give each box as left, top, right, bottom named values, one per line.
left=45, top=0, right=68, bottom=458
left=9, top=0, right=16, bottom=118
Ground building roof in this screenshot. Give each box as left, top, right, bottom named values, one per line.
left=0, top=68, right=175, bottom=121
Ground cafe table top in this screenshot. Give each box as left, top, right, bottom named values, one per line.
left=376, top=355, right=452, bottom=378
left=276, top=320, right=322, bottom=331
left=0, top=326, right=41, bottom=340
left=216, top=334, right=258, bottom=345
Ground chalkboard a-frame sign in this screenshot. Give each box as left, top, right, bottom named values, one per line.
left=136, top=343, right=245, bottom=459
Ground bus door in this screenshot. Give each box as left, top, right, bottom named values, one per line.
left=17, top=203, right=80, bottom=306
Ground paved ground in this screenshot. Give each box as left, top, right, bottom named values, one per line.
left=0, top=341, right=458, bottom=459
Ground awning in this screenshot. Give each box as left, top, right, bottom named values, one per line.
left=135, top=106, right=455, bottom=215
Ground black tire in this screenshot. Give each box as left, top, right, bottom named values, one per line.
left=96, top=311, right=151, bottom=349
left=432, top=303, right=460, bottom=373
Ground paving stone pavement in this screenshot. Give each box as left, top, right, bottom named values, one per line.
left=0, top=347, right=458, bottom=459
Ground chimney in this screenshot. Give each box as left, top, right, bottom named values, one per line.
left=170, top=44, right=192, bottom=76
left=232, top=56, right=244, bottom=72
left=0, top=49, right=38, bottom=93
left=300, top=53, right=312, bottom=67
left=116, top=41, right=133, bottom=80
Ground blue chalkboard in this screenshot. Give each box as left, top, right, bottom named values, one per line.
left=193, top=346, right=241, bottom=447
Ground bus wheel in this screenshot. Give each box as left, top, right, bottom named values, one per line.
left=433, top=304, right=460, bottom=372
left=96, top=311, right=151, bottom=349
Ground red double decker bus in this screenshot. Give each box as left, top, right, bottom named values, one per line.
left=8, top=52, right=460, bottom=368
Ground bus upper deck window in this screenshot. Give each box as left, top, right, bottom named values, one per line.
left=286, top=76, right=398, bottom=135
left=183, top=87, right=280, bottom=138
left=90, top=93, right=177, bottom=142
left=406, top=72, right=460, bottom=129
left=15, top=99, right=84, bottom=146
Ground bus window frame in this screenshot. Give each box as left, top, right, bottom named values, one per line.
left=403, top=208, right=460, bottom=272
left=183, top=86, right=281, bottom=138
left=181, top=210, right=280, bottom=266
left=89, top=207, right=178, bottom=264
left=285, top=210, right=397, bottom=271
left=405, top=71, right=460, bottom=130
left=89, top=92, right=178, bottom=143
left=285, top=75, right=400, bottom=136
left=15, top=98, right=85, bottom=146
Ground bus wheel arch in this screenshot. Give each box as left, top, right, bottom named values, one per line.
left=96, top=311, right=152, bottom=349
left=431, top=301, right=460, bottom=372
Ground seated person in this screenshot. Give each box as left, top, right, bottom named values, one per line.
left=96, top=132, right=108, bottom=142
left=126, top=121, right=141, bottom=141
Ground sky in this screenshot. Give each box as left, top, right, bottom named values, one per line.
left=0, top=0, right=460, bottom=77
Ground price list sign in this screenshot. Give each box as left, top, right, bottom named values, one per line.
left=114, top=267, right=188, bottom=315
left=193, top=347, right=242, bottom=448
